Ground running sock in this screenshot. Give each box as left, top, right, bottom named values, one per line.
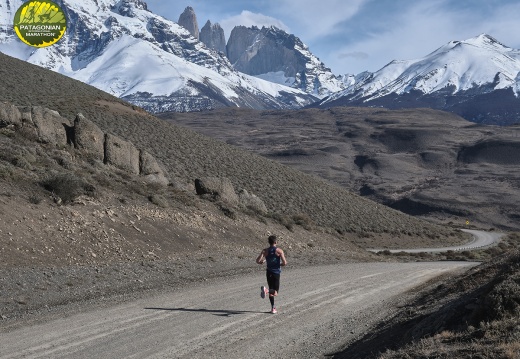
left=269, top=296, right=274, bottom=308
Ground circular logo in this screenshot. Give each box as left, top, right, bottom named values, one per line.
left=14, top=1, right=67, bottom=48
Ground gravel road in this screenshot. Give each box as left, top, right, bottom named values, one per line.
left=0, top=261, right=476, bottom=359
left=367, top=229, right=503, bottom=253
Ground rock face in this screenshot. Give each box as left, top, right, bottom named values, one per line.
left=30, top=107, right=70, bottom=146
left=140, top=150, right=169, bottom=185
left=0, top=102, right=22, bottom=127
left=227, top=26, right=300, bottom=75
left=194, top=177, right=268, bottom=213
left=200, top=20, right=226, bottom=54
left=0, top=101, right=169, bottom=184
left=112, top=0, right=149, bottom=17
left=195, top=177, right=239, bottom=205
left=73, top=113, right=105, bottom=160
left=226, top=25, right=346, bottom=98
left=104, top=133, right=140, bottom=174
left=178, top=6, right=199, bottom=39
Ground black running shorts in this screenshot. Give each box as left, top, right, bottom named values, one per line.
left=266, top=270, right=280, bottom=292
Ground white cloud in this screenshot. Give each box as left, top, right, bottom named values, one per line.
left=327, top=0, right=520, bottom=74
left=477, top=3, right=520, bottom=49
left=271, top=0, right=369, bottom=40
left=220, top=11, right=290, bottom=40
left=338, top=51, right=369, bottom=60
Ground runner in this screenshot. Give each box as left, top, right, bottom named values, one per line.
left=256, top=235, right=287, bottom=314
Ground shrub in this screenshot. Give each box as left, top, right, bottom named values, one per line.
left=28, top=195, right=42, bottom=204
left=148, top=194, right=168, bottom=208
left=219, top=204, right=236, bottom=219
left=271, top=213, right=295, bottom=231
left=292, top=213, right=314, bottom=230
left=41, top=173, right=92, bottom=203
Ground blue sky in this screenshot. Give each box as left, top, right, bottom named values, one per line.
left=144, top=0, right=520, bottom=75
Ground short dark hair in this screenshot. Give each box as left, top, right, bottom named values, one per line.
left=268, top=235, right=277, bottom=245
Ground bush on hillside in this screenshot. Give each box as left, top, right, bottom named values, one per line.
left=41, top=173, right=95, bottom=203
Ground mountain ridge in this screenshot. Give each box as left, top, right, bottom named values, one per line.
left=316, top=34, right=520, bottom=125
left=0, top=0, right=317, bottom=112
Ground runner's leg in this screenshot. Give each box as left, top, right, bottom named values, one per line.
left=266, top=271, right=276, bottom=309
left=266, top=272, right=280, bottom=310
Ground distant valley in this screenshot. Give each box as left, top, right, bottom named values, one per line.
left=164, top=107, right=520, bottom=230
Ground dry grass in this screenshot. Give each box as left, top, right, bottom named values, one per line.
left=0, top=52, right=460, bottom=245
left=334, top=248, right=520, bottom=359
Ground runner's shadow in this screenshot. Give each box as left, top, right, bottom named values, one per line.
left=144, top=307, right=266, bottom=317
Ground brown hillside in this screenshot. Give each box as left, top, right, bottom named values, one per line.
left=0, top=52, right=461, bottom=245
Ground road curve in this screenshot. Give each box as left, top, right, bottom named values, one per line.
left=367, top=229, right=504, bottom=254
left=0, top=262, right=476, bottom=359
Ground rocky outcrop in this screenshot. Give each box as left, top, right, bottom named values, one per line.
left=178, top=6, right=199, bottom=39
left=140, top=150, right=169, bottom=185
left=200, top=20, right=226, bottom=54
left=0, top=101, right=169, bottom=185
left=195, top=177, right=239, bottom=205
left=30, top=106, right=70, bottom=146
left=0, top=102, right=22, bottom=128
left=194, top=177, right=268, bottom=213
left=104, top=133, right=140, bottom=174
left=73, top=113, right=105, bottom=160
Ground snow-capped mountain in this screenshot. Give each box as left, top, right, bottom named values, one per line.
left=226, top=25, right=348, bottom=99
left=318, top=34, right=520, bottom=125
left=0, top=0, right=317, bottom=112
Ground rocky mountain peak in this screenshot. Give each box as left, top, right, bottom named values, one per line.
left=200, top=20, right=226, bottom=54
left=226, top=25, right=346, bottom=98
left=178, top=6, right=199, bottom=39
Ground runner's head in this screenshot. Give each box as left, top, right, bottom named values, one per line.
left=268, top=235, right=277, bottom=246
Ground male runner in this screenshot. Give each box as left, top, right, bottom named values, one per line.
left=256, top=235, right=287, bottom=314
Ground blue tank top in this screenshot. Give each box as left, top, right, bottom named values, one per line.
left=266, top=246, right=281, bottom=274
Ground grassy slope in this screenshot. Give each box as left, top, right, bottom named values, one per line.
left=0, top=52, right=460, bottom=243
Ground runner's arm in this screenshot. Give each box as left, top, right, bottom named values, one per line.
left=279, top=249, right=287, bottom=266
left=256, top=249, right=266, bottom=264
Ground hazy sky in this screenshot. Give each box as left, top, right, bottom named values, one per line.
left=144, top=0, right=520, bottom=75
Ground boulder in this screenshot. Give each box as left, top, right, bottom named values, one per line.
left=104, top=133, right=140, bottom=174
left=73, top=113, right=104, bottom=160
left=31, top=106, right=70, bottom=146
left=195, top=177, right=239, bottom=205
left=140, top=150, right=169, bottom=185
left=238, top=189, right=268, bottom=214
left=0, top=102, right=22, bottom=128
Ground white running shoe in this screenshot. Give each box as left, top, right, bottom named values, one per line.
left=261, top=286, right=268, bottom=299
left=271, top=307, right=277, bottom=314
